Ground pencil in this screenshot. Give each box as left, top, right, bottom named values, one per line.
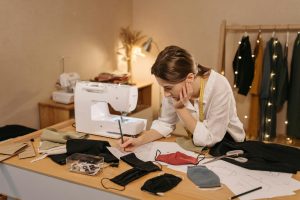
left=118, top=120, right=124, bottom=144
left=229, top=186, right=262, bottom=200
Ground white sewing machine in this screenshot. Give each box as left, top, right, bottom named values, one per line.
left=52, top=72, right=80, bottom=104
left=74, top=81, right=147, bottom=138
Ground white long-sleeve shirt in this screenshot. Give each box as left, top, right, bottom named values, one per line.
left=150, top=70, right=245, bottom=147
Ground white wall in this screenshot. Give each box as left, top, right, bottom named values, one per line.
left=0, top=0, right=132, bottom=129
left=132, top=0, right=300, bottom=135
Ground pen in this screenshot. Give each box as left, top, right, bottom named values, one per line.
left=229, top=186, right=262, bottom=200
left=118, top=120, right=125, bottom=151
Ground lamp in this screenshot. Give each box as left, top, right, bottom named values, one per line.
left=142, top=37, right=160, bottom=53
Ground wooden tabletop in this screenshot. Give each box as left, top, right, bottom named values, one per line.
left=2, top=119, right=300, bottom=200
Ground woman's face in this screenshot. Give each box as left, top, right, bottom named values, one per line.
left=155, top=76, right=185, bottom=100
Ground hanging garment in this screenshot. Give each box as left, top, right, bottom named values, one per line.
left=248, top=34, right=264, bottom=139
left=276, top=41, right=289, bottom=110
left=287, top=33, right=300, bottom=138
left=209, top=136, right=300, bottom=174
left=260, top=38, right=284, bottom=139
left=232, top=36, right=254, bottom=95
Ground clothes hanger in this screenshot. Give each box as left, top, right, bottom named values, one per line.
left=272, top=25, right=276, bottom=38
left=286, top=25, right=289, bottom=48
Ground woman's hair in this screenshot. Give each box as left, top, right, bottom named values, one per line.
left=151, top=45, right=210, bottom=83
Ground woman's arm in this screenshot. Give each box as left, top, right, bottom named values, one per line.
left=120, top=129, right=163, bottom=151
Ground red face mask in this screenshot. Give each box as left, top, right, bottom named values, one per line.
left=155, top=150, right=203, bottom=165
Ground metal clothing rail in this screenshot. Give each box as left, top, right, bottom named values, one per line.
left=217, top=20, right=300, bottom=74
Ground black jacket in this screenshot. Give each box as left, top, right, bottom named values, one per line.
left=233, top=36, right=254, bottom=95
left=210, top=136, right=300, bottom=174
left=287, top=34, right=300, bottom=138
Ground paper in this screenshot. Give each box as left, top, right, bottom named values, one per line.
left=107, top=141, right=199, bottom=162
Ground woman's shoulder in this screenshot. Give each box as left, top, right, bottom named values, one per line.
left=209, top=70, right=232, bottom=94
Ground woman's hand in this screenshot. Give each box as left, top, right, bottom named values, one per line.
left=118, top=136, right=143, bottom=152
left=173, top=81, right=193, bottom=109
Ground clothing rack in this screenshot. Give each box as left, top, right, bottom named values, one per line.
left=217, top=20, right=300, bottom=74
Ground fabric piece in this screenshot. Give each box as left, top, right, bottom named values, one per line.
left=110, top=167, right=149, bottom=187
left=49, top=139, right=119, bottom=165
left=39, top=141, right=64, bottom=151
left=232, top=36, right=254, bottom=95
left=40, top=129, right=88, bottom=144
left=187, top=165, right=221, bottom=188
left=18, top=141, right=36, bottom=159
left=141, top=173, right=182, bottom=195
left=0, top=124, right=36, bottom=142
left=155, top=151, right=199, bottom=165
left=176, top=137, right=204, bottom=153
left=120, top=153, right=160, bottom=172
left=287, top=33, right=300, bottom=138
left=248, top=34, right=264, bottom=139
left=210, top=136, right=300, bottom=174
left=0, top=142, right=28, bottom=155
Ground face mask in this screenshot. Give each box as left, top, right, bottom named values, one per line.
left=101, top=153, right=161, bottom=191
left=101, top=167, right=149, bottom=191
left=141, top=173, right=182, bottom=196
left=155, top=150, right=204, bottom=165
left=121, top=153, right=161, bottom=172
left=187, top=165, right=221, bottom=188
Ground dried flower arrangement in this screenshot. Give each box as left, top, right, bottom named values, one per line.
left=118, top=26, right=146, bottom=80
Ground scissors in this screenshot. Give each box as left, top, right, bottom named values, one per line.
left=202, top=150, right=247, bottom=164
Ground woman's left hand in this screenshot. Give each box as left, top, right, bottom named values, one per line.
left=173, top=81, right=193, bottom=109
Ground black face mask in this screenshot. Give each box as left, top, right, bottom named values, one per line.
left=141, top=173, right=182, bottom=195
left=101, top=153, right=161, bottom=191
left=101, top=168, right=149, bottom=191
left=121, top=153, right=161, bottom=172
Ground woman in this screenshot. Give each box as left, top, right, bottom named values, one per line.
left=120, top=45, right=245, bottom=151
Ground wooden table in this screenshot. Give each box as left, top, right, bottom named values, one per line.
left=1, top=119, right=300, bottom=200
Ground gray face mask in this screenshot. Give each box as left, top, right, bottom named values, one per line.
left=187, top=166, right=221, bottom=188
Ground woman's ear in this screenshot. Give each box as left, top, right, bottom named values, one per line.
left=186, top=73, right=195, bottom=83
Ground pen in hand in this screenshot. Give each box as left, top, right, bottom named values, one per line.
left=118, top=120, right=125, bottom=151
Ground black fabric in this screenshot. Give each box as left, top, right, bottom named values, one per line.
left=49, top=153, right=68, bottom=165
left=232, top=36, right=254, bottom=95
left=209, top=137, right=300, bottom=174
left=110, top=167, right=149, bottom=187
left=260, top=38, right=285, bottom=138
left=49, top=139, right=119, bottom=165
left=287, top=34, right=300, bottom=138
left=0, top=124, right=36, bottom=141
left=141, top=173, right=182, bottom=195
left=120, top=153, right=161, bottom=172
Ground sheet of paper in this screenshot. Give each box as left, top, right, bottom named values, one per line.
left=107, top=141, right=199, bottom=162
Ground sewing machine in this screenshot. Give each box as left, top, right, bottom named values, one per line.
left=74, top=81, right=147, bottom=138
left=52, top=72, right=80, bottom=104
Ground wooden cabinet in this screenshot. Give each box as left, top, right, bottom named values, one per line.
left=38, top=82, right=153, bottom=129
left=38, top=100, right=74, bottom=128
